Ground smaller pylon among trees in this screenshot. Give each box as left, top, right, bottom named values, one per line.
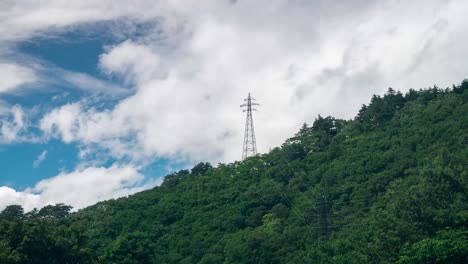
left=319, top=188, right=331, bottom=240
left=241, top=93, right=259, bottom=160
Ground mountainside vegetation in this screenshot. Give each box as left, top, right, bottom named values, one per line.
left=1, top=81, right=467, bottom=263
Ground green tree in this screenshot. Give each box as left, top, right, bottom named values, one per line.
left=0, top=205, right=24, bottom=220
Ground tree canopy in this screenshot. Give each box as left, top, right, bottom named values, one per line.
left=0, top=80, right=467, bottom=263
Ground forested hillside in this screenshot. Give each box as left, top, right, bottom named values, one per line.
left=1, top=81, right=467, bottom=263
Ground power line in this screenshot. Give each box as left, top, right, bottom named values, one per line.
left=238, top=144, right=382, bottom=239
left=275, top=159, right=383, bottom=240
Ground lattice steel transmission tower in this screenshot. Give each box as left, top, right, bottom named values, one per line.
left=241, top=93, right=259, bottom=160
left=319, top=188, right=331, bottom=240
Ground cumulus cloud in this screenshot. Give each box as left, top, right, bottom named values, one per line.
left=40, top=103, right=81, bottom=143
left=1, top=0, right=468, bottom=209
left=99, top=40, right=161, bottom=85
left=36, top=0, right=468, bottom=164
left=0, top=186, right=40, bottom=212
left=0, top=165, right=147, bottom=211
left=0, top=105, right=27, bottom=143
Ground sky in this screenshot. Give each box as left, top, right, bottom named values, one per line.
left=1, top=0, right=468, bottom=211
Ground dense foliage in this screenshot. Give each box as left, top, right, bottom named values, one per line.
left=1, top=81, right=467, bottom=263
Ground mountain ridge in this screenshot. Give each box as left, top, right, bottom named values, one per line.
left=1, top=81, right=467, bottom=263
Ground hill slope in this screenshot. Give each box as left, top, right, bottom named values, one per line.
left=1, top=81, right=467, bottom=263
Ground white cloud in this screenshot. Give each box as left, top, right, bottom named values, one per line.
left=40, top=103, right=82, bottom=143
left=0, top=186, right=40, bottom=212
left=0, top=1, right=157, bottom=105
left=36, top=0, right=468, bottom=165
left=33, top=150, right=48, bottom=168
left=2, top=0, right=468, bottom=210
left=99, top=40, right=161, bottom=85
left=59, top=70, right=131, bottom=96
left=0, top=1, right=158, bottom=42
left=0, top=105, right=26, bottom=143
left=0, top=63, right=37, bottom=93
left=0, top=165, right=147, bottom=211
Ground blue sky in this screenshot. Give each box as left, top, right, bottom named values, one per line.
left=1, top=0, right=468, bottom=211
left=0, top=18, right=187, bottom=210
left=1, top=26, right=170, bottom=189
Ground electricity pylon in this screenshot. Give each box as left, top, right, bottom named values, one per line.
left=319, top=188, right=331, bottom=240
left=241, top=92, right=259, bottom=160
